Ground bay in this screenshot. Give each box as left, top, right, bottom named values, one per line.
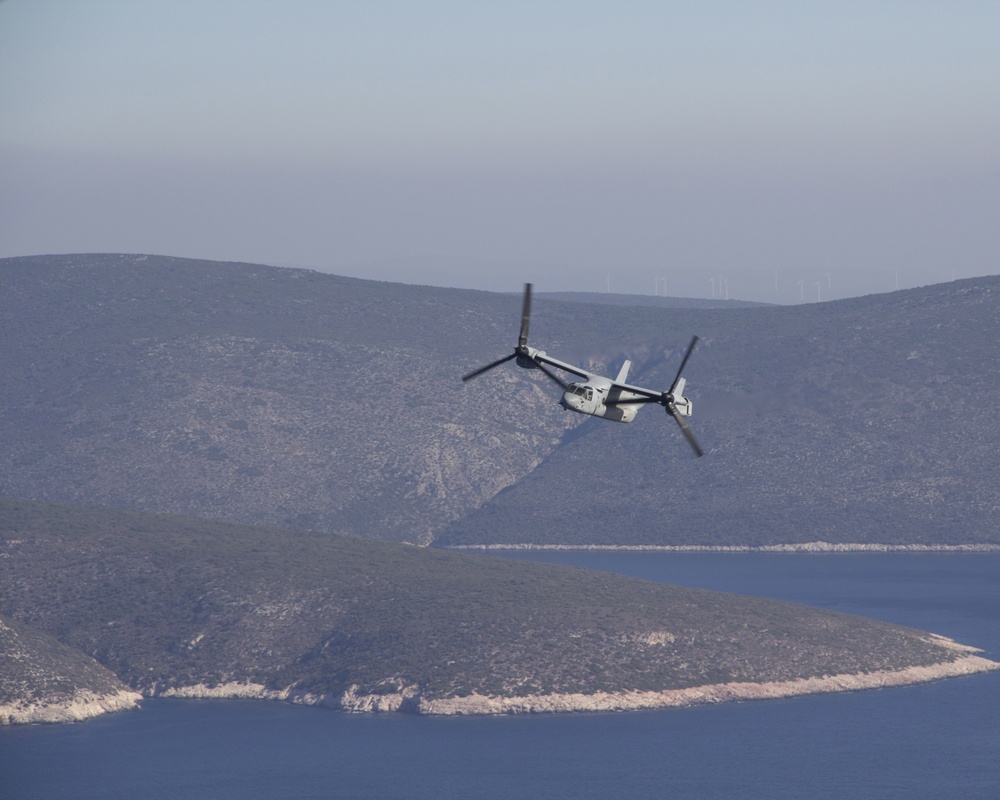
left=2, top=552, right=999, bottom=800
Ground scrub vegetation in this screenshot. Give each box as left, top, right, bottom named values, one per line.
left=2, top=254, right=998, bottom=548
left=0, top=499, right=976, bottom=712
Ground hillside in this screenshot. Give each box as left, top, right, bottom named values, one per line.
left=0, top=254, right=578, bottom=543
left=0, top=614, right=140, bottom=724
left=2, top=499, right=995, bottom=719
left=442, top=278, right=1000, bottom=547
left=2, top=254, right=999, bottom=547
left=535, top=291, right=768, bottom=309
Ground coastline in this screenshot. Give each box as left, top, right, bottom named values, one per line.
left=8, top=549, right=998, bottom=725
left=8, top=639, right=997, bottom=725
left=416, top=652, right=1000, bottom=716
left=445, top=541, right=1000, bottom=553
left=143, top=639, right=1000, bottom=718
left=0, top=689, right=142, bottom=725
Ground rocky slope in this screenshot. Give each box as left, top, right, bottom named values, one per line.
left=1, top=499, right=996, bottom=721
left=2, top=254, right=999, bottom=547
left=445, top=278, right=1000, bottom=547
left=0, top=614, right=140, bottom=724
left=0, top=254, right=578, bottom=543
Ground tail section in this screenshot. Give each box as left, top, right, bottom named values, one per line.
left=615, top=359, right=632, bottom=383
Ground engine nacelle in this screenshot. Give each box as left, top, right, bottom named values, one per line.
left=670, top=396, right=693, bottom=417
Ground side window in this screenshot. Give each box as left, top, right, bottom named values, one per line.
left=585, top=388, right=593, bottom=401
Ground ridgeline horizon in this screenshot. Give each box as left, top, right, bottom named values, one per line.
left=2, top=253, right=997, bottom=548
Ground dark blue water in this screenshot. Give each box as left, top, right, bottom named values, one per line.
left=3, top=553, right=999, bottom=800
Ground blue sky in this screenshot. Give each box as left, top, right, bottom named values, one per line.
left=2, top=0, right=998, bottom=301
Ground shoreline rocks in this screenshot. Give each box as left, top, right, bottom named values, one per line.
left=9, top=638, right=997, bottom=725
left=415, top=652, right=1000, bottom=715
left=0, top=615, right=142, bottom=725
left=447, top=541, right=1000, bottom=553
left=0, top=689, right=142, bottom=725
left=145, top=641, right=1000, bottom=718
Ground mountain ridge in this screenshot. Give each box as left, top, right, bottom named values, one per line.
left=2, top=253, right=998, bottom=547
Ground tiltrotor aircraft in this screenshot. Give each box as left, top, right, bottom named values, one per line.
left=462, top=284, right=704, bottom=457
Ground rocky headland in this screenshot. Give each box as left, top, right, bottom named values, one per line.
left=143, top=640, right=998, bottom=716
left=0, top=614, right=141, bottom=725
left=2, top=500, right=997, bottom=724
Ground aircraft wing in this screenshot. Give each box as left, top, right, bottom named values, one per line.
left=531, top=350, right=591, bottom=380
left=605, top=381, right=664, bottom=404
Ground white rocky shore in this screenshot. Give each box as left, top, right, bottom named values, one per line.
left=151, top=638, right=1000, bottom=717
left=0, top=688, right=142, bottom=725
left=418, top=652, right=1000, bottom=716
left=9, top=649, right=996, bottom=724
left=0, top=614, right=143, bottom=725
left=158, top=681, right=289, bottom=701
left=449, top=541, right=1000, bottom=552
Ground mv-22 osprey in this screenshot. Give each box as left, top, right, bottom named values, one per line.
left=462, top=284, right=704, bottom=457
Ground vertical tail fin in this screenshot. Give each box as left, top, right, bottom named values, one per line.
left=615, top=359, right=631, bottom=383
left=671, top=377, right=692, bottom=416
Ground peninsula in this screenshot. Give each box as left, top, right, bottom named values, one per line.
left=2, top=500, right=996, bottom=723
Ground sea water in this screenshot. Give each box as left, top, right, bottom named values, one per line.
left=3, top=553, right=999, bottom=800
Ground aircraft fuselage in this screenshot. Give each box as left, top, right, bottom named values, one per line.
left=559, top=380, right=641, bottom=423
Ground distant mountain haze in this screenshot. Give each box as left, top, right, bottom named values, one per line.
left=2, top=254, right=998, bottom=547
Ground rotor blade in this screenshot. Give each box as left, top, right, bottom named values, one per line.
left=533, top=358, right=569, bottom=389
left=669, top=336, right=699, bottom=394
left=518, top=283, right=533, bottom=349
left=669, top=405, right=704, bottom=457
left=462, top=352, right=517, bottom=382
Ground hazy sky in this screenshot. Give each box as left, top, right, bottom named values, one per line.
left=2, top=0, right=998, bottom=302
